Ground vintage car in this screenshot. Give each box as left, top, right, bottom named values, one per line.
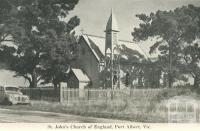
left=0, top=86, right=30, bottom=105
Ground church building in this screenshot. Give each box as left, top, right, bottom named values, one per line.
left=67, top=10, right=149, bottom=89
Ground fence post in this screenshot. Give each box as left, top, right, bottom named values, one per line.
left=111, top=89, right=113, bottom=100
left=60, top=83, right=64, bottom=103
left=39, top=87, right=42, bottom=100
left=130, top=85, right=133, bottom=97
left=87, top=88, right=90, bottom=101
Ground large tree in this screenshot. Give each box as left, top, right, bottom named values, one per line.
left=40, top=32, right=79, bottom=88
left=183, top=43, right=200, bottom=88
left=132, top=5, right=200, bottom=88
left=0, top=0, right=80, bottom=88
left=119, top=44, right=145, bottom=88
left=0, top=0, right=25, bottom=47
left=119, top=45, right=162, bottom=88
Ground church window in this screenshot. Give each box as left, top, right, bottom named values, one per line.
left=106, top=48, right=111, bottom=57
left=99, top=61, right=105, bottom=72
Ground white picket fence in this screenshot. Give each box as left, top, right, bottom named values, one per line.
left=60, top=87, right=164, bottom=102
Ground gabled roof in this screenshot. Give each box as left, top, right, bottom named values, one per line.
left=80, top=34, right=157, bottom=62
left=81, top=35, right=102, bottom=61
left=71, top=68, right=90, bottom=82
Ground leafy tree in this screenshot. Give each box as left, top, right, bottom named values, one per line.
left=0, top=0, right=24, bottom=48
left=0, top=0, right=15, bottom=43
left=40, top=32, right=79, bottom=88
left=0, top=0, right=80, bottom=88
left=132, top=5, right=200, bottom=88
left=183, top=43, right=200, bottom=88
left=119, top=44, right=162, bottom=88
left=119, top=44, right=145, bottom=88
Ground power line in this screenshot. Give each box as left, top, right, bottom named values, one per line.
left=134, top=41, right=152, bottom=61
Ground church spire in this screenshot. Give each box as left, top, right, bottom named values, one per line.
left=105, top=9, right=119, bottom=32
left=104, top=9, right=120, bottom=89
left=105, top=9, right=119, bottom=55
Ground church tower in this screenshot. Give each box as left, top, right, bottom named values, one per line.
left=104, top=9, right=120, bottom=89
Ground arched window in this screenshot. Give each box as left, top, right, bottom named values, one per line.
left=106, top=48, right=111, bottom=58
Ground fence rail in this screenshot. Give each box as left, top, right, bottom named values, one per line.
left=60, top=88, right=165, bottom=102
left=20, top=87, right=190, bottom=102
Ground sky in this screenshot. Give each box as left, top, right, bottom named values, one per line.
left=69, top=0, right=200, bottom=41
left=0, top=0, right=200, bottom=86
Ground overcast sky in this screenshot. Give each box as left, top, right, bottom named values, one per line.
left=0, top=0, right=200, bottom=86
left=70, top=0, right=200, bottom=41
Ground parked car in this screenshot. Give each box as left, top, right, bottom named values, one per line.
left=0, top=86, right=30, bottom=105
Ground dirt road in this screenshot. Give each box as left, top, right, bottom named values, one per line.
left=0, top=108, right=129, bottom=123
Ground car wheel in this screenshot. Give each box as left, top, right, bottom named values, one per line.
left=3, top=98, right=13, bottom=106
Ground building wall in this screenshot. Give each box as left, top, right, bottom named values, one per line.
left=77, top=37, right=100, bottom=88
left=67, top=72, right=79, bottom=89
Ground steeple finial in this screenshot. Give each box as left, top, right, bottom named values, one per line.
left=105, top=8, right=119, bottom=32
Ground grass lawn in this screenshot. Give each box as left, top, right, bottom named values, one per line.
left=1, top=88, right=199, bottom=123
left=0, top=99, right=167, bottom=122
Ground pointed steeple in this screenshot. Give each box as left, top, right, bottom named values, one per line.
left=105, top=8, right=119, bottom=56
left=104, top=9, right=121, bottom=89
left=105, top=9, right=119, bottom=32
